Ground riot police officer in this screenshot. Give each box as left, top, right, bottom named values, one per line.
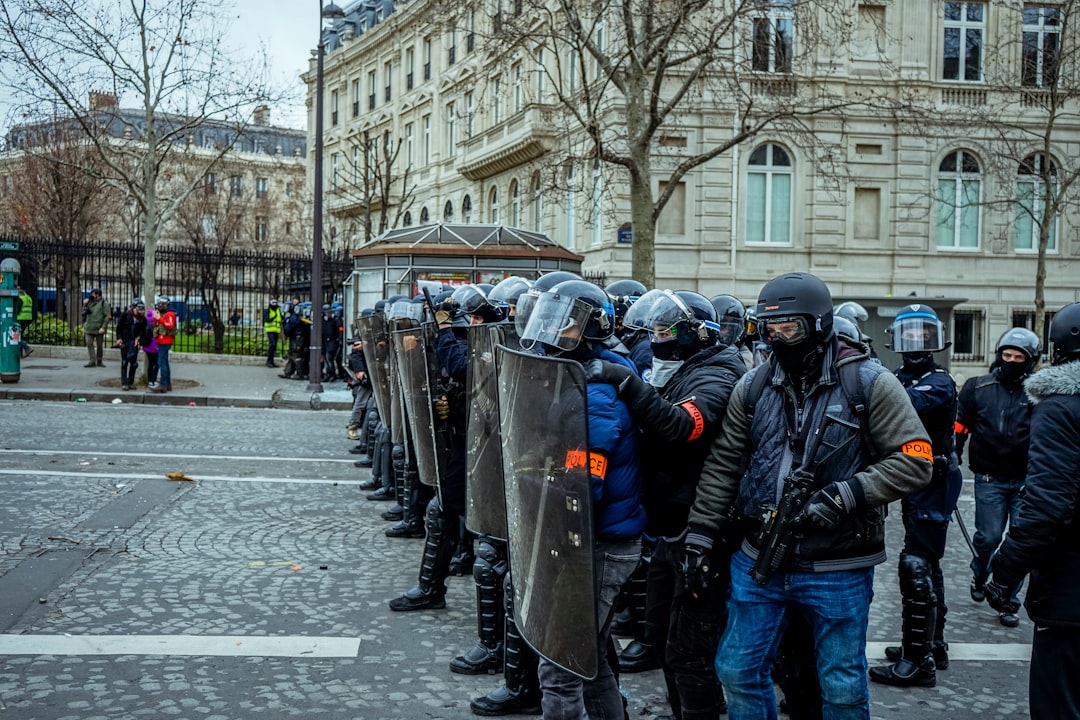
left=587, top=289, right=746, bottom=720
left=870, top=304, right=962, bottom=687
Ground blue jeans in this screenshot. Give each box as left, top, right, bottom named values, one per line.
left=538, top=538, right=641, bottom=720
left=157, top=344, right=172, bottom=387
left=970, top=473, right=1024, bottom=603
left=716, top=550, right=874, bottom=720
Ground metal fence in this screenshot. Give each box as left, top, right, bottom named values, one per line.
left=4, top=236, right=352, bottom=355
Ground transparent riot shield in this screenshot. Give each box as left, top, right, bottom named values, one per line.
left=465, top=324, right=509, bottom=539
left=386, top=319, right=410, bottom=447
left=393, top=325, right=439, bottom=488
left=496, top=345, right=597, bottom=680
left=356, top=314, right=392, bottom=423
left=421, top=321, right=453, bottom=489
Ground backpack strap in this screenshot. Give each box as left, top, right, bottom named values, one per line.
left=743, top=358, right=774, bottom=423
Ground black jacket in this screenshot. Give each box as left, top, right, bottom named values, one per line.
left=955, top=367, right=1033, bottom=480
left=621, top=344, right=746, bottom=537
left=116, top=311, right=148, bottom=346
left=992, top=360, right=1080, bottom=628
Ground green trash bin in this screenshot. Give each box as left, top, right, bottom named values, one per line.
left=1, top=257, right=22, bottom=384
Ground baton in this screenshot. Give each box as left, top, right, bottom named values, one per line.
left=953, top=508, right=978, bottom=561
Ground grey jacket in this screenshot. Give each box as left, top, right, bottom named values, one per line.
left=687, top=339, right=932, bottom=572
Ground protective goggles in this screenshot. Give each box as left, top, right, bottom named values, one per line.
left=763, top=316, right=811, bottom=345
left=520, top=292, right=588, bottom=352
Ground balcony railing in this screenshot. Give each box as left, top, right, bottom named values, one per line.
left=941, top=86, right=986, bottom=106
left=457, top=104, right=558, bottom=180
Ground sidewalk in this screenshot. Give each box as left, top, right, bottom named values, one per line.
left=1, top=346, right=354, bottom=410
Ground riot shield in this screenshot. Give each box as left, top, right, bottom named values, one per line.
left=421, top=321, right=453, bottom=489
left=356, top=314, right=392, bottom=423
left=496, top=345, right=597, bottom=680
left=386, top=319, right=410, bottom=447
left=465, top=324, right=510, bottom=538
left=393, top=325, right=439, bottom=488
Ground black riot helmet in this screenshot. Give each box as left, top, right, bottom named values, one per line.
left=1049, top=301, right=1080, bottom=365
left=605, top=279, right=648, bottom=321
left=520, top=280, right=614, bottom=356
left=886, top=304, right=946, bottom=353
left=488, top=276, right=534, bottom=316
left=451, top=283, right=507, bottom=324
left=624, top=289, right=722, bottom=360
left=756, top=272, right=834, bottom=376
left=373, top=298, right=390, bottom=314
left=515, top=270, right=582, bottom=337
left=709, top=294, right=747, bottom=347
left=833, top=315, right=861, bottom=343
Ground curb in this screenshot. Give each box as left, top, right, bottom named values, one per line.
left=0, top=388, right=351, bottom=411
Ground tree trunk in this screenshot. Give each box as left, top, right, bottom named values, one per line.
left=1034, top=209, right=1051, bottom=342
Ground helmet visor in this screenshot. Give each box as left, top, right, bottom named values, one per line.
left=520, top=293, right=590, bottom=352
left=889, top=316, right=945, bottom=352
left=515, top=291, right=540, bottom=337
left=763, top=316, right=811, bottom=346
left=389, top=299, right=423, bottom=321
left=623, top=290, right=691, bottom=333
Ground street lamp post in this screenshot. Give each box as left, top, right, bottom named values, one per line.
left=308, top=0, right=346, bottom=394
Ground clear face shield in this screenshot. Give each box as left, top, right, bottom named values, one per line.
left=519, top=292, right=591, bottom=353
left=623, top=290, right=692, bottom=340
left=514, top=290, right=541, bottom=338
left=888, top=316, right=945, bottom=353
left=389, top=300, right=423, bottom=323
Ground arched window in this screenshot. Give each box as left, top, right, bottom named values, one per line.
left=509, top=179, right=520, bottom=226
left=1016, top=153, right=1058, bottom=252
left=488, top=186, right=500, bottom=223
left=462, top=194, right=473, bottom=223
left=403, top=211, right=413, bottom=227
left=746, top=144, right=792, bottom=244
left=420, top=206, right=430, bottom=224
left=443, top=200, right=455, bottom=222
left=936, top=150, right=981, bottom=249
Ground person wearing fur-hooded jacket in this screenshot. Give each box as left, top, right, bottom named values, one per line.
left=984, top=301, right=1080, bottom=720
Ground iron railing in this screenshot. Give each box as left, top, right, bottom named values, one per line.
left=5, top=236, right=352, bottom=355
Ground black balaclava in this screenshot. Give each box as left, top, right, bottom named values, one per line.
left=772, top=335, right=827, bottom=379
left=902, top=351, right=935, bottom=373
left=997, top=358, right=1028, bottom=385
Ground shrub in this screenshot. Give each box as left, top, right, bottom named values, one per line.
left=24, top=314, right=75, bottom=346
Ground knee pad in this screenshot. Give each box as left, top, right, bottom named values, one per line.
left=391, top=443, right=406, bottom=472
left=899, top=552, right=934, bottom=601
left=425, top=496, right=445, bottom=535
left=474, top=537, right=508, bottom=586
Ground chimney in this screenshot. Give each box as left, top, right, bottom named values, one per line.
left=253, top=105, right=271, bottom=126
left=88, top=91, right=117, bottom=111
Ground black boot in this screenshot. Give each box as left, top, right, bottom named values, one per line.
left=619, top=640, right=661, bottom=673
left=388, top=585, right=446, bottom=611
left=886, top=641, right=948, bottom=671
left=381, top=504, right=404, bottom=521
left=385, top=518, right=425, bottom=538
left=366, top=486, right=396, bottom=501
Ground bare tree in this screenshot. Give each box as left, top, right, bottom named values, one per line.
left=903, top=0, right=1080, bottom=340
left=172, top=169, right=252, bottom=351
left=329, top=128, right=417, bottom=248
left=0, top=0, right=277, bottom=303
left=453, top=0, right=861, bottom=285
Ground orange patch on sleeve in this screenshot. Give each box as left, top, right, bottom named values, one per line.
left=954, top=421, right=969, bottom=435
left=590, top=453, right=609, bottom=480
left=902, top=441, right=933, bottom=462
left=679, top=400, right=706, bottom=441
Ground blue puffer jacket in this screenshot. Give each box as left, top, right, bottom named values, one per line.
left=588, top=347, right=647, bottom=542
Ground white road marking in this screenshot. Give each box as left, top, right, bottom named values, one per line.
left=0, top=634, right=360, bottom=658
left=0, top=469, right=367, bottom=485
left=868, top=642, right=1030, bottom=661
left=0, top=449, right=356, bottom=464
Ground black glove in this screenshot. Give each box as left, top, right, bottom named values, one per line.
left=794, top=481, right=859, bottom=531
left=679, top=541, right=711, bottom=601
left=582, top=359, right=635, bottom=393
left=983, top=579, right=1020, bottom=615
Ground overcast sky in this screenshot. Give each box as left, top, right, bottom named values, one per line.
left=0, top=0, right=319, bottom=135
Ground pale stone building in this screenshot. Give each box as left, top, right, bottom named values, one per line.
left=307, top=0, right=1080, bottom=380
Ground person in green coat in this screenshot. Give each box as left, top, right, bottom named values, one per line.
left=15, top=284, right=33, bottom=358
left=82, top=288, right=112, bottom=367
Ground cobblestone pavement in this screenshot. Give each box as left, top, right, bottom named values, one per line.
left=0, top=401, right=1032, bottom=719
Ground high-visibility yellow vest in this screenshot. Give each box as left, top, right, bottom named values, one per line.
left=16, top=291, right=32, bottom=321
